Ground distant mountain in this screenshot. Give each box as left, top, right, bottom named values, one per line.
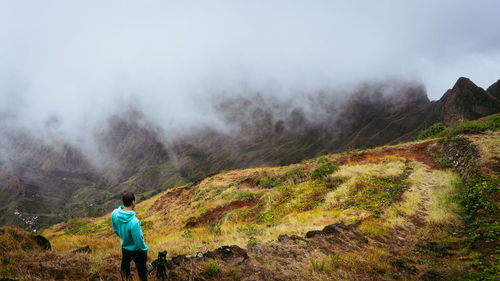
left=1, top=77, right=499, bottom=230
left=428, top=77, right=500, bottom=126
left=486, top=79, right=500, bottom=101
left=8, top=115, right=497, bottom=281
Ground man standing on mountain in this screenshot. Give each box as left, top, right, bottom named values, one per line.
left=111, top=192, right=149, bottom=281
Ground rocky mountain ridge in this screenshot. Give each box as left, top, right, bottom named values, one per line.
left=0, top=77, right=498, bottom=230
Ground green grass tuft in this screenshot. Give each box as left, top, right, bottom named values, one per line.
left=205, top=260, right=221, bottom=276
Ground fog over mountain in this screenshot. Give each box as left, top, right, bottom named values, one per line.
left=1, top=0, right=500, bottom=144
left=2, top=1, right=500, bottom=231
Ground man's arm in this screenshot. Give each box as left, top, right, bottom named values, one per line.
left=111, top=212, right=119, bottom=237
left=131, top=220, right=148, bottom=252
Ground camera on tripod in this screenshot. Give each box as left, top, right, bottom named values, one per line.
left=149, top=250, right=168, bottom=280
left=158, top=250, right=167, bottom=259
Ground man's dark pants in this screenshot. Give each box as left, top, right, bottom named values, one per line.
left=121, top=248, right=148, bottom=281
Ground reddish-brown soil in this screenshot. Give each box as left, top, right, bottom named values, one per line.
left=151, top=184, right=194, bottom=212
left=337, top=140, right=441, bottom=170
left=188, top=197, right=261, bottom=227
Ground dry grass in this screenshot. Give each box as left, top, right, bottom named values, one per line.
left=382, top=162, right=427, bottom=229
left=426, top=170, right=461, bottom=225
left=40, top=156, right=417, bottom=266
left=466, top=131, right=500, bottom=176
left=322, top=159, right=406, bottom=210
left=23, top=138, right=485, bottom=280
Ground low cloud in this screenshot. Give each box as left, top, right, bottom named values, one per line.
left=0, top=0, right=499, bottom=143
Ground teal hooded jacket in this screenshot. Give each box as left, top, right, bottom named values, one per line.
left=111, top=206, right=148, bottom=252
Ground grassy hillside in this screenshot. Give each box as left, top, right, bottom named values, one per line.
left=2, top=77, right=499, bottom=232
left=1, top=116, right=498, bottom=280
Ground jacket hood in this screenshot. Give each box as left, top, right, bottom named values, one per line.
left=116, top=205, right=135, bottom=223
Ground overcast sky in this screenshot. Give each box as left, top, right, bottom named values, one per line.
left=1, top=0, right=500, bottom=136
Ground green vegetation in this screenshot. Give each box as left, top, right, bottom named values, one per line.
left=208, top=184, right=232, bottom=199
left=257, top=209, right=280, bottom=225
left=418, top=114, right=500, bottom=142
left=310, top=162, right=338, bottom=181
left=194, top=187, right=211, bottom=201
left=310, top=254, right=344, bottom=276
left=247, top=236, right=257, bottom=247
left=453, top=115, right=500, bottom=134
left=207, top=223, right=222, bottom=235
left=339, top=176, right=403, bottom=214
left=181, top=230, right=193, bottom=238
left=282, top=166, right=306, bottom=184
left=459, top=176, right=499, bottom=248
left=236, top=223, right=261, bottom=236
left=64, top=218, right=111, bottom=235
left=417, top=123, right=447, bottom=140
left=205, top=260, right=221, bottom=276
left=221, top=190, right=263, bottom=201
left=8, top=121, right=493, bottom=281
left=0, top=226, right=39, bottom=251
left=257, top=172, right=282, bottom=188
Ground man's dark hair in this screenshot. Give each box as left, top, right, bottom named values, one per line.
left=123, top=192, right=135, bottom=207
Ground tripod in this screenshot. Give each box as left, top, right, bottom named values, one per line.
left=149, top=251, right=168, bottom=280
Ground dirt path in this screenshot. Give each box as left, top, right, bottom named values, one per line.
left=392, top=168, right=433, bottom=252
left=337, top=140, right=441, bottom=170
left=151, top=141, right=447, bottom=280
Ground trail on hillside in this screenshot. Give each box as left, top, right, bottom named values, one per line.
left=337, top=140, right=440, bottom=169
left=153, top=142, right=449, bottom=280
left=8, top=137, right=482, bottom=281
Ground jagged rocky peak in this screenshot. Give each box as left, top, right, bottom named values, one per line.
left=453, top=76, right=478, bottom=89
left=438, top=77, right=500, bottom=126
left=487, top=79, right=500, bottom=101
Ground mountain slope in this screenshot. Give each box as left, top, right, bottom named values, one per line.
left=0, top=115, right=494, bottom=280
left=1, top=77, right=499, bottom=231
left=429, top=77, right=500, bottom=126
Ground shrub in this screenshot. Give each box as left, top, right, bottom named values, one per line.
left=458, top=176, right=499, bottom=248
left=221, top=190, right=263, bottom=201
left=257, top=173, right=282, bottom=188
left=440, top=158, right=453, bottom=169
left=486, top=115, right=500, bottom=130
left=316, top=156, right=328, bottom=163
left=454, top=121, right=487, bottom=135
left=439, top=115, right=500, bottom=141
left=247, top=236, right=257, bottom=247
left=283, top=166, right=306, bottom=183
left=209, top=185, right=230, bottom=199
left=417, top=123, right=447, bottom=140
left=205, top=260, right=221, bottom=276
left=257, top=210, right=275, bottom=224
left=310, top=162, right=338, bottom=181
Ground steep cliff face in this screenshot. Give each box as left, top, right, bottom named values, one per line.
left=1, top=77, right=499, bottom=230
left=337, top=83, right=431, bottom=149
left=486, top=79, right=500, bottom=101
left=431, top=77, right=500, bottom=126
